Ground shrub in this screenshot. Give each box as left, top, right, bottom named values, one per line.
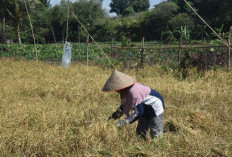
left=121, top=36, right=131, bottom=47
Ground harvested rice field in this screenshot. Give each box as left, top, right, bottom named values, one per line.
left=0, top=58, right=232, bottom=156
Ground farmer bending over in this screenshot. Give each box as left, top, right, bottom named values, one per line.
left=103, top=70, right=165, bottom=140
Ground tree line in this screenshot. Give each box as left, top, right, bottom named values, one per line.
left=0, top=0, right=232, bottom=44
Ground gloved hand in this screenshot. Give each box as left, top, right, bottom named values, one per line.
left=117, top=119, right=128, bottom=129
left=108, top=110, right=123, bottom=121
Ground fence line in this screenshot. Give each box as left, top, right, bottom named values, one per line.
left=0, top=42, right=231, bottom=70
left=112, top=45, right=228, bottom=50
left=112, top=43, right=231, bottom=69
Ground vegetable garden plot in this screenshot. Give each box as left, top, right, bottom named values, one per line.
left=112, top=45, right=231, bottom=70
left=0, top=44, right=231, bottom=70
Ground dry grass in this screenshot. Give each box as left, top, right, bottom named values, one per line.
left=0, top=58, right=232, bottom=156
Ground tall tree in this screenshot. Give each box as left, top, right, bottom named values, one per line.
left=47, top=0, right=106, bottom=42
left=110, top=0, right=149, bottom=16
left=110, top=0, right=130, bottom=15
left=141, top=1, right=179, bottom=40
left=40, top=0, right=50, bottom=7
left=7, top=0, right=24, bottom=44
left=130, top=0, right=149, bottom=13
left=93, top=0, right=103, bottom=6
left=169, top=0, right=232, bottom=30
left=5, top=0, right=44, bottom=44
left=0, top=0, right=12, bottom=43
left=71, top=0, right=105, bottom=41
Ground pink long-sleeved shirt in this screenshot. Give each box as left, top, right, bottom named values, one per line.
left=120, top=82, right=151, bottom=117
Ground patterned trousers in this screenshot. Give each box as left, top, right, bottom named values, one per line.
left=136, top=113, right=163, bottom=140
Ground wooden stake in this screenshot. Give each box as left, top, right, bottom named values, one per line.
left=111, top=38, right=114, bottom=57
left=142, top=37, right=145, bottom=48
left=140, top=37, right=145, bottom=65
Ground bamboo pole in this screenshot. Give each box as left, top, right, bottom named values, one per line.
left=24, top=0, right=38, bottom=62
left=86, top=35, right=89, bottom=66
left=178, top=27, right=183, bottom=64
left=50, top=24, right=57, bottom=44
left=65, top=0, right=70, bottom=42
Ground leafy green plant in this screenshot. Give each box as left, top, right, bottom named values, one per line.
left=210, top=24, right=227, bottom=45
left=181, top=26, right=191, bottom=44
left=121, top=36, right=131, bottom=47
left=162, top=30, right=176, bottom=43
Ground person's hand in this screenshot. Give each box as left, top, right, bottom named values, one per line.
left=117, top=120, right=128, bottom=129
left=108, top=110, right=123, bottom=121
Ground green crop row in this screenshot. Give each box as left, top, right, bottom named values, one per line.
left=0, top=43, right=112, bottom=63
left=1, top=43, right=227, bottom=70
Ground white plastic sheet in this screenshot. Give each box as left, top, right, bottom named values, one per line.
left=61, top=42, right=72, bottom=67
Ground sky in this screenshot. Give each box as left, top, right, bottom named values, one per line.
left=50, top=0, right=163, bottom=16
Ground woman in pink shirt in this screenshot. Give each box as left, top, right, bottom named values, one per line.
left=103, top=70, right=165, bottom=140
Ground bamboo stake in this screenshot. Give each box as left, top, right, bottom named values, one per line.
left=24, top=0, right=38, bottom=62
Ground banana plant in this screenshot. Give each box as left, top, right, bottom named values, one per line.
left=196, top=24, right=208, bottom=43
left=211, top=24, right=228, bottom=45
left=181, top=26, right=191, bottom=44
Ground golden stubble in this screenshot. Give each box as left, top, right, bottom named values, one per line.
left=0, top=58, right=231, bottom=156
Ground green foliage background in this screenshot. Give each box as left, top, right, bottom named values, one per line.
left=1, top=0, right=232, bottom=44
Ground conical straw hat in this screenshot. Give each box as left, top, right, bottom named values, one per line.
left=102, top=70, right=136, bottom=92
